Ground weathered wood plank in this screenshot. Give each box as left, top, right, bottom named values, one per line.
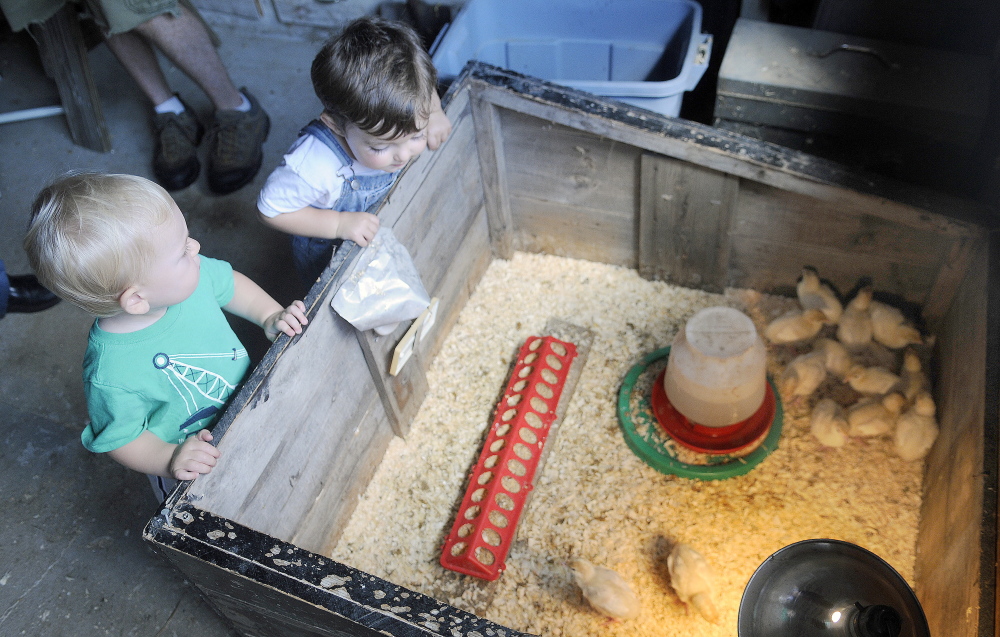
left=291, top=396, right=394, bottom=555
left=500, top=109, right=639, bottom=217
left=187, top=299, right=390, bottom=540
left=468, top=71, right=992, bottom=233
left=30, top=4, right=111, bottom=152
left=352, top=87, right=486, bottom=436
left=146, top=506, right=530, bottom=636
left=471, top=96, right=515, bottom=258
left=915, top=236, right=990, bottom=637
left=639, top=153, right=737, bottom=291
left=510, top=195, right=635, bottom=267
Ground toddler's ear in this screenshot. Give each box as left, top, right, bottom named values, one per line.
left=319, top=112, right=344, bottom=136
left=119, top=287, right=150, bottom=315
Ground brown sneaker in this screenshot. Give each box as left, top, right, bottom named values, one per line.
left=152, top=98, right=203, bottom=191
left=207, top=89, right=270, bottom=195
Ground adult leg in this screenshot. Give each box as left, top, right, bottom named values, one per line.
left=129, top=3, right=242, bottom=111
left=103, top=31, right=174, bottom=106
left=105, top=25, right=204, bottom=190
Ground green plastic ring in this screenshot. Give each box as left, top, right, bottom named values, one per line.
left=617, top=347, right=784, bottom=480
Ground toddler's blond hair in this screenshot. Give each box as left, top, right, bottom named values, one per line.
left=24, top=173, right=175, bottom=317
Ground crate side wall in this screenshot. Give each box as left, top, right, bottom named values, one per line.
left=185, top=294, right=394, bottom=541
left=915, top=235, right=992, bottom=637
left=186, top=84, right=489, bottom=547
left=500, top=108, right=641, bottom=268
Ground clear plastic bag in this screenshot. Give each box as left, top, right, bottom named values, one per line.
left=331, top=226, right=430, bottom=334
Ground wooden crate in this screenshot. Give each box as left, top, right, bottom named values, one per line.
left=145, top=63, right=998, bottom=637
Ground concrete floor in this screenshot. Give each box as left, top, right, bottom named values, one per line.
left=0, top=3, right=391, bottom=635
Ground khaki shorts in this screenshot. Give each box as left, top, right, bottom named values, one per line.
left=0, top=0, right=179, bottom=34
left=84, top=0, right=180, bottom=35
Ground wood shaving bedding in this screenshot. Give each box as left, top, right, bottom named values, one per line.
left=329, top=252, right=922, bottom=636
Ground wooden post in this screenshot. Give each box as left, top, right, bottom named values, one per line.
left=30, top=4, right=112, bottom=153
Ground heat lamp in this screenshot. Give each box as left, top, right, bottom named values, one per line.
left=739, top=539, right=930, bottom=637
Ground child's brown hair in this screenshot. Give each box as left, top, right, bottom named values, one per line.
left=311, top=17, right=437, bottom=139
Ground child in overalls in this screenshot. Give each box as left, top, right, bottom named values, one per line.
left=257, top=17, right=452, bottom=285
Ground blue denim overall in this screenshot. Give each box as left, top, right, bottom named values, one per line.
left=291, top=120, right=398, bottom=285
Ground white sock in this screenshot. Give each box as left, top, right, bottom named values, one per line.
left=154, top=96, right=185, bottom=115
left=233, top=92, right=251, bottom=113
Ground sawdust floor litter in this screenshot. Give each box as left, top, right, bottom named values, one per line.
left=329, top=252, right=923, bottom=637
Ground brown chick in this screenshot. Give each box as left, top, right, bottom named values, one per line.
left=764, top=308, right=827, bottom=344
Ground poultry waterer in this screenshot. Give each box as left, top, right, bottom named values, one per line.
left=440, top=335, right=578, bottom=580
left=618, top=306, right=783, bottom=480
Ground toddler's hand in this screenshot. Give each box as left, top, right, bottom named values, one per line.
left=264, top=300, right=308, bottom=341
left=425, top=108, right=452, bottom=151
left=337, top=211, right=379, bottom=246
left=170, top=429, right=221, bottom=481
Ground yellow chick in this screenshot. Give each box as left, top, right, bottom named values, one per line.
left=813, top=337, right=853, bottom=378
left=900, top=348, right=929, bottom=402
left=847, top=392, right=906, bottom=437
left=570, top=559, right=641, bottom=620
left=810, top=398, right=849, bottom=447
left=894, top=392, right=939, bottom=461
left=844, top=364, right=901, bottom=395
left=869, top=300, right=923, bottom=349
left=837, top=286, right=874, bottom=349
left=764, top=308, right=827, bottom=344
left=667, top=543, right=720, bottom=625
left=779, top=351, right=827, bottom=400
left=796, top=266, right=842, bottom=324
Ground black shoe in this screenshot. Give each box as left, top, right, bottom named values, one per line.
left=7, top=275, right=60, bottom=313
left=153, top=97, right=204, bottom=191
left=206, top=89, right=270, bottom=195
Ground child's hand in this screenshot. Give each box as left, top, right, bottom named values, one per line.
left=425, top=108, right=452, bottom=151
left=337, top=211, right=380, bottom=246
left=170, top=429, right=221, bottom=481
left=263, top=299, right=308, bottom=341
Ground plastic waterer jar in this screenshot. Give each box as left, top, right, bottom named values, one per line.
left=664, top=307, right=767, bottom=427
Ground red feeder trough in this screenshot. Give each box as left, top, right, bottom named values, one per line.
left=440, top=335, right=578, bottom=580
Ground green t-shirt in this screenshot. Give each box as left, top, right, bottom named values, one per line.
left=82, top=256, right=251, bottom=453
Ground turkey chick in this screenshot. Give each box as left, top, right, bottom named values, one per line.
left=764, top=308, right=827, bottom=344
left=811, top=398, right=849, bottom=447
left=894, top=392, right=939, bottom=461
left=779, top=350, right=827, bottom=402
left=570, top=559, right=641, bottom=620
left=847, top=392, right=906, bottom=437
left=837, top=286, right=874, bottom=349
left=845, top=364, right=901, bottom=395
left=870, top=300, right=923, bottom=349
left=797, top=266, right=842, bottom=324
left=667, top=543, right=720, bottom=624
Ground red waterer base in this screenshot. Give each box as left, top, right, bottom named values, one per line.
left=650, top=368, right=777, bottom=455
